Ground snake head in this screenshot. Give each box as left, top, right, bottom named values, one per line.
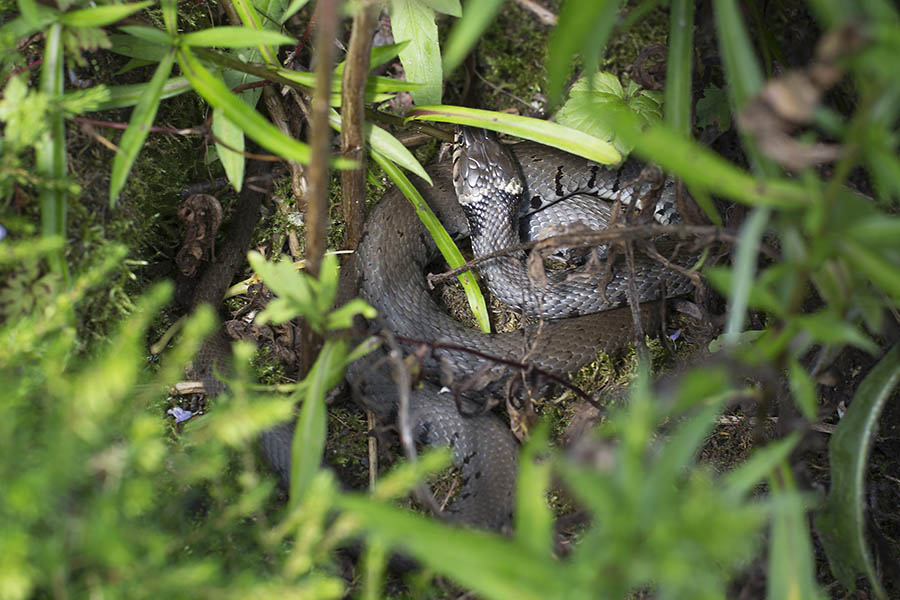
left=451, top=127, right=524, bottom=208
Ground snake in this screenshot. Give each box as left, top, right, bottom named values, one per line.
left=256, top=127, right=695, bottom=530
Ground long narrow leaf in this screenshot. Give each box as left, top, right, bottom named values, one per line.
left=89, top=76, right=190, bottom=110
left=110, top=49, right=176, bottom=205
left=327, top=109, right=431, bottom=184
left=59, top=1, right=152, bottom=27
left=177, top=46, right=312, bottom=164
left=723, top=207, right=770, bottom=346
left=289, top=339, right=343, bottom=510
left=408, top=105, right=621, bottom=164
left=815, top=344, right=900, bottom=599
left=664, top=0, right=693, bottom=138
left=370, top=150, right=490, bottom=333
left=441, top=0, right=504, bottom=75
left=180, top=26, right=295, bottom=49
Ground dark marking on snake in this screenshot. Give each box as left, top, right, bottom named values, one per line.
left=554, top=165, right=565, bottom=197
left=530, top=195, right=542, bottom=209
left=612, top=164, right=623, bottom=194
left=567, top=308, right=582, bottom=318
left=588, top=164, right=599, bottom=190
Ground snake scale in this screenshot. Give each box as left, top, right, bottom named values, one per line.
left=257, top=127, right=694, bottom=530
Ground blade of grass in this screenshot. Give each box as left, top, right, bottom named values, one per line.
left=109, top=48, right=176, bottom=205
left=90, top=76, right=190, bottom=110
left=370, top=150, right=490, bottom=333
left=664, top=0, right=693, bottom=138
left=59, top=0, right=152, bottom=27
left=180, top=26, right=295, bottom=49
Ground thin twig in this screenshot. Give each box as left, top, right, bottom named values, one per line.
left=512, top=0, right=558, bottom=26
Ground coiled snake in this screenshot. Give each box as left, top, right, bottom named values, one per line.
left=259, top=127, right=694, bottom=529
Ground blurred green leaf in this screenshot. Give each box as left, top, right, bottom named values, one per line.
left=839, top=239, right=900, bottom=301
left=816, top=344, right=900, bottom=599
left=442, top=0, right=504, bottom=74
left=664, top=0, right=694, bottom=138
left=514, top=423, right=553, bottom=557
left=59, top=1, right=152, bottom=27
left=117, top=24, right=172, bottom=46
left=289, top=339, right=343, bottom=510
left=547, top=0, right=622, bottom=104
left=789, top=358, right=819, bottom=421
left=724, top=433, right=801, bottom=498
left=419, top=0, right=461, bottom=16
left=109, top=49, right=175, bottom=206
left=180, top=26, right=295, bottom=48
left=390, top=0, right=442, bottom=105
left=768, top=469, right=824, bottom=600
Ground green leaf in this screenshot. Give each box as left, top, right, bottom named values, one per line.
left=846, top=215, right=900, bottom=248
left=280, top=0, right=310, bottom=25
left=177, top=46, right=314, bottom=165
left=408, top=105, right=621, bottom=165
left=664, top=0, right=694, bottom=138
left=212, top=109, right=246, bottom=193
left=59, top=1, right=152, bottom=27
left=547, top=0, right=622, bottom=104
left=768, top=473, right=824, bottom=600
left=514, top=423, right=553, bottom=557
left=325, top=298, right=377, bottom=330
left=117, top=25, right=172, bottom=47
left=335, top=41, right=409, bottom=76
left=180, top=26, right=295, bottom=49
left=696, top=85, right=731, bottom=131
left=722, top=207, right=770, bottom=347
left=390, top=0, right=442, bottom=105
left=161, top=0, right=177, bottom=36
left=289, top=339, right=343, bottom=509
left=337, top=495, right=569, bottom=600
left=327, top=108, right=432, bottom=184
left=109, top=49, right=176, bottom=206
left=793, top=312, right=878, bottom=354
left=788, top=358, right=818, bottom=421
left=419, top=0, right=461, bottom=16
left=815, top=344, right=900, bottom=599
left=724, top=433, right=801, bottom=498
left=108, top=32, right=170, bottom=61
left=441, top=0, right=504, bottom=74
left=840, top=239, right=900, bottom=301
left=555, top=73, right=662, bottom=155
left=17, top=0, right=57, bottom=28
left=370, top=150, right=490, bottom=332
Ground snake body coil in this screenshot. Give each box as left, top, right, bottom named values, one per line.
left=261, top=129, right=693, bottom=529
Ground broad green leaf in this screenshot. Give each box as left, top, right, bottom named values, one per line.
left=547, top=0, right=622, bottom=103
left=177, top=46, right=316, bottom=165
left=390, top=0, right=442, bottom=105
left=289, top=339, right=343, bottom=509
left=59, top=1, right=152, bottom=27
left=180, top=26, right=295, bottom=49
left=17, top=0, right=57, bottom=28
left=555, top=73, right=662, bottom=155
left=338, top=495, right=569, bottom=600
left=815, top=344, right=900, bottom=599
left=109, top=49, right=176, bottom=205
left=442, top=0, right=504, bottom=74
left=370, top=150, right=490, bottom=332
left=407, top=105, right=621, bottom=165
left=327, top=108, right=432, bottom=184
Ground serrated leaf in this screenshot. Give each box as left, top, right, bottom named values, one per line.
left=390, top=0, right=442, bottom=105
left=109, top=49, right=175, bottom=205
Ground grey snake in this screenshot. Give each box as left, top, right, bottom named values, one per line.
left=256, top=127, right=695, bottom=529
